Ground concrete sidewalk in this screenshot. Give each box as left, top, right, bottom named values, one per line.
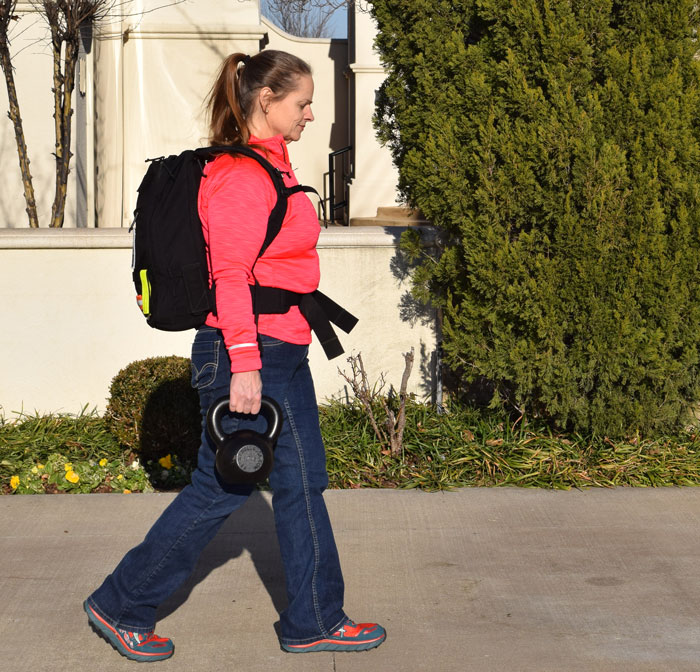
left=2, top=488, right=700, bottom=671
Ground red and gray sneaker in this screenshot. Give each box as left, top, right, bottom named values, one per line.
left=282, top=618, right=386, bottom=653
left=84, top=600, right=174, bottom=662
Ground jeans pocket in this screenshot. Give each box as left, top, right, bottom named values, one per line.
left=190, top=339, right=220, bottom=390
left=259, top=335, right=286, bottom=348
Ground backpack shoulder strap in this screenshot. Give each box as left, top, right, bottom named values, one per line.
left=196, top=145, right=290, bottom=256
left=198, top=144, right=329, bottom=233
left=285, top=184, right=328, bottom=227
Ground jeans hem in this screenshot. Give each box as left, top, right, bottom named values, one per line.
left=278, top=614, right=348, bottom=646
left=85, top=596, right=155, bottom=635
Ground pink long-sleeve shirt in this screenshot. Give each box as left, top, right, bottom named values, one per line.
left=198, top=134, right=321, bottom=372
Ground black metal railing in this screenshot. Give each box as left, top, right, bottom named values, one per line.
left=328, top=146, right=351, bottom=225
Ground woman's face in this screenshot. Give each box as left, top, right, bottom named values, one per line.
left=265, top=74, right=315, bottom=143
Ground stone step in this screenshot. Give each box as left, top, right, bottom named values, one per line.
left=376, top=206, right=425, bottom=220
left=349, top=206, right=429, bottom=227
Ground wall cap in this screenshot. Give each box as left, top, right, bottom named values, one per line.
left=0, top=226, right=438, bottom=250
left=0, top=229, right=131, bottom=249
left=348, top=63, right=387, bottom=74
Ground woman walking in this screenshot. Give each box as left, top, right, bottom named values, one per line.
left=84, top=49, right=386, bottom=662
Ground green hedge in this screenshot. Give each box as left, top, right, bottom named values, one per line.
left=371, top=0, right=700, bottom=437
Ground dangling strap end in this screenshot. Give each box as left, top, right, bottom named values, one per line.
left=319, top=338, right=345, bottom=360
left=311, top=290, right=358, bottom=333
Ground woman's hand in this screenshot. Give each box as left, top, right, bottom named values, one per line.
left=229, top=370, right=263, bottom=415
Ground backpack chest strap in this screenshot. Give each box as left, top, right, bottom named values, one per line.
left=250, top=285, right=357, bottom=360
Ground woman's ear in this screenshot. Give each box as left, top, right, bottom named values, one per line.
left=258, top=86, right=273, bottom=114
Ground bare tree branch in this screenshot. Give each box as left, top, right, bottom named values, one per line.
left=261, top=0, right=344, bottom=38
left=386, top=347, right=414, bottom=456
left=339, top=352, right=389, bottom=447
left=339, top=349, right=414, bottom=457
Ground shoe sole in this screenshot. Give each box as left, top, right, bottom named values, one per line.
left=84, top=600, right=174, bottom=662
left=282, top=632, right=386, bottom=653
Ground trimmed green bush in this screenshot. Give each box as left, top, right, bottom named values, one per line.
left=371, top=0, right=700, bottom=436
left=106, top=356, right=201, bottom=464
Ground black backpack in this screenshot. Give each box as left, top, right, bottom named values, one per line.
left=131, top=145, right=320, bottom=331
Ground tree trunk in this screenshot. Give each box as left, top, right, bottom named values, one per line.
left=49, top=37, right=77, bottom=228
left=0, top=42, right=39, bottom=227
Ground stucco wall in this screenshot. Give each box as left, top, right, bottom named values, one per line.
left=347, top=4, right=400, bottom=219
left=0, top=227, right=436, bottom=418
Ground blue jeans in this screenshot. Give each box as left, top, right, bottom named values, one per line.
left=87, top=329, right=346, bottom=646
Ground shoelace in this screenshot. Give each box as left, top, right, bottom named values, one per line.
left=142, top=633, right=170, bottom=645
left=334, top=620, right=380, bottom=638
left=120, top=629, right=170, bottom=647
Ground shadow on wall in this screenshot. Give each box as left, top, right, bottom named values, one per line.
left=326, top=39, right=351, bottom=223
left=387, top=225, right=441, bottom=403
left=327, top=40, right=349, bottom=152
left=387, top=227, right=504, bottom=411
left=158, top=5, right=248, bottom=148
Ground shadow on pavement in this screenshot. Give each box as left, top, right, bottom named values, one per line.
left=156, top=490, right=288, bottom=621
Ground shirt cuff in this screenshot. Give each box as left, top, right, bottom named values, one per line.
left=227, top=343, right=262, bottom=373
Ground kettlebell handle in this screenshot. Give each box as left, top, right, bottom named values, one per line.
left=206, top=395, right=283, bottom=447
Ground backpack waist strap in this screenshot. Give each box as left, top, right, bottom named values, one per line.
left=250, top=285, right=358, bottom=360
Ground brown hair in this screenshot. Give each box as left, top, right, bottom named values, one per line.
left=206, top=50, right=312, bottom=146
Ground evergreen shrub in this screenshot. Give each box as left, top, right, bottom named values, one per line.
left=106, top=356, right=201, bottom=464
left=371, top=0, right=700, bottom=436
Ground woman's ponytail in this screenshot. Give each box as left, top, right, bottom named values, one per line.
left=207, top=53, right=250, bottom=146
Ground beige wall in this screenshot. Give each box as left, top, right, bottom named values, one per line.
left=347, top=4, right=400, bottom=219
left=0, top=227, right=436, bottom=418
left=0, top=1, right=400, bottom=229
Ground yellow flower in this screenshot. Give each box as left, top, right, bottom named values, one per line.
left=99, top=458, right=108, bottom=467
left=117, top=474, right=124, bottom=481
left=10, top=475, right=20, bottom=490
left=37, top=464, right=45, bottom=470
left=158, top=454, right=173, bottom=470
left=123, top=489, right=132, bottom=495
left=64, top=462, right=73, bottom=472
left=31, top=466, right=39, bottom=474
left=65, top=470, right=80, bottom=484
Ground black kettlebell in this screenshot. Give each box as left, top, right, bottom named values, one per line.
left=206, top=395, right=283, bottom=484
